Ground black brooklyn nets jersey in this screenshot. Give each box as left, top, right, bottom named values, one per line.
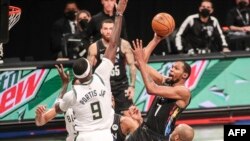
left=144, top=96, right=185, bottom=137
left=95, top=39, right=128, bottom=86
left=111, top=114, right=126, bottom=141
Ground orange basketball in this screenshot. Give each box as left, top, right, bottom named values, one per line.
left=151, top=12, right=175, bottom=37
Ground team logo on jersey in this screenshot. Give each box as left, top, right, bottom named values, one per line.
left=112, top=124, right=119, bottom=131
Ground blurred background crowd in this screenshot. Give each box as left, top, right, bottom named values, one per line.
left=3, top=0, right=250, bottom=61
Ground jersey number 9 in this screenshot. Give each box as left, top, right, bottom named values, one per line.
left=91, top=101, right=102, bottom=120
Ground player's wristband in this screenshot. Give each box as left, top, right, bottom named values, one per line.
left=54, top=98, right=62, bottom=104
left=116, top=12, right=123, bottom=16
left=129, top=85, right=135, bottom=88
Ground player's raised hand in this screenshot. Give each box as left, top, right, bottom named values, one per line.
left=126, top=86, right=134, bottom=100
left=55, top=64, right=70, bottom=85
left=153, top=33, right=166, bottom=41
left=35, top=105, right=46, bottom=126
left=132, top=39, right=144, bottom=69
left=116, top=0, right=128, bottom=15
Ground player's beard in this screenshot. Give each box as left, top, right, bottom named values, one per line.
left=164, top=77, right=179, bottom=86
left=102, top=35, right=110, bottom=42
left=164, top=79, right=174, bottom=86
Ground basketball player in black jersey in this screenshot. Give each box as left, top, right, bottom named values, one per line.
left=111, top=96, right=142, bottom=141
left=126, top=35, right=192, bottom=141
left=112, top=101, right=194, bottom=141
left=87, top=19, right=136, bottom=113
left=111, top=94, right=193, bottom=141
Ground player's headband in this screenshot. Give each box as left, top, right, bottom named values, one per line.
left=73, top=59, right=91, bottom=79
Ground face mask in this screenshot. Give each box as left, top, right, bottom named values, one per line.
left=79, top=19, right=89, bottom=29
left=238, top=1, right=248, bottom=9
left=65, top=10, right=76, bottom=21
left=199, top=9, right=210, bottom=18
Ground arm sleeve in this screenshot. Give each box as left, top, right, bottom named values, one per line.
left=213, top=17, right=228, bottom=47
left=175, top=16, right=192, bottom=51
left=59, top=91, right=75, bottom=112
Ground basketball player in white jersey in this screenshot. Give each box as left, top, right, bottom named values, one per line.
left=53, top=1, right=128, bottom=141
left=35, top=64, right=77, bottom=141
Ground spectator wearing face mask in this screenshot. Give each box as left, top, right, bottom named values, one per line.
left=75, top=10, right=92, bottom=58
left=50, top=0, right=79, bottom=60
left=77, top=10, right=92, bottom=32
left=175, top=0, right=230, bottom=54
left=226, top=0, right=250, bottom=51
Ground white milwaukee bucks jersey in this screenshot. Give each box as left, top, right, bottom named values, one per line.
left=64, top=108, right=76, bottom=137
left=60, top=58, right=114, bottom=132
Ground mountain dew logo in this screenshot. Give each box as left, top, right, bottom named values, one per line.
left=186, top=60, right=208, bottom=90
left=0, top=69, right=48, bottom=118
left=135, top=60, right=208, bottom=112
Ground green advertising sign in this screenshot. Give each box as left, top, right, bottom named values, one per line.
left=134, top=58, right=250, bottom=112
left=1, top=58, right=250, bottom=122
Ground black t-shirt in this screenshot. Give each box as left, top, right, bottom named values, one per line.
left=94, top=39, right=128, bottom=88
left=226, top=7, right=250, bottom=27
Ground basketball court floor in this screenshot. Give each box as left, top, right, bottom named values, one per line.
left=3, top=125, right=224, bottom=141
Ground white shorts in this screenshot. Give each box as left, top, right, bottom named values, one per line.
left=75, top=129, right=113, bottom=141
left=66, top=134, right=76, bottom=141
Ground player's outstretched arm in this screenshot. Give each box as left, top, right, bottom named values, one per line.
left=35, top=106, right=57, bottom=126
left=132, top=39, right=156, bottom=92
left=143, top=33, right=165, bottom=63
left=55, top=64, right=70, bottom=99
left=104, top=0, right=128, bottom=63
left=35, top=64, right=70, bottom=126
left=132, top=39, right=164, bottom=85
left=122, top=40, right=136, bottom=99
left=132, top=39, right=189, bottom=102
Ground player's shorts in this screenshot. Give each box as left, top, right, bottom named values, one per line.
left=126, top=125, right=168, bottom=141
left=111, top=81, right=133, bottom=113
left=74, top=129, right=113, bottom=141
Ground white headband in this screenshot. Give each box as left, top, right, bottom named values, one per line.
left=73, top=59, right=91, bottom=79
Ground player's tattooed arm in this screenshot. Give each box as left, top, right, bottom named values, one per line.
left=122, top=40, right=136, bottom=99
left=87, top=43, right=98, bottom=67
left=132, top=39, right=159, bottom=94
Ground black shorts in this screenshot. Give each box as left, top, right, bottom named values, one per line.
left=126, top=125, right=168, bottom=141
left=111, top=81, right=133, bottom=114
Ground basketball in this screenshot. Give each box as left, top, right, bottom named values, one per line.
left=151, top=12, right=175, bottom=37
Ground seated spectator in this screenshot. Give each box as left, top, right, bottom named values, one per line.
left=50, top=0, right=79, bottom=60
left=226, top=0, right=250, bottom=51
left=76, top=10, right=92, bottom=32
left=175, top=0, right=230, bottom=55
left=72, top=10, right=92, bottom=58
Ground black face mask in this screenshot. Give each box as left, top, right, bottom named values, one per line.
left=238, top=1, right=248, bottom=9
left=199, top=9, right=210, bottom=18
left=65, top=11, right=76, bottom=21
left=79, top=19, right=88, bottom=29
